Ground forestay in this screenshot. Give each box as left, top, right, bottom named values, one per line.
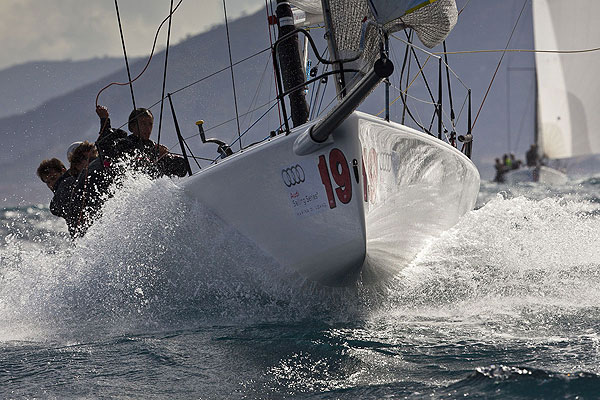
left=533, top=0, right=600, bottom=159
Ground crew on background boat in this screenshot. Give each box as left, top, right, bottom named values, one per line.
left=526, top=144, right=539, bottom=167
left=493, top=158, right=506, bottom=183
left=503, top=154, right=512, bottom=169
left=509, top=153, right=522, bottom=169
left=494, top=153, right=523, bottom=183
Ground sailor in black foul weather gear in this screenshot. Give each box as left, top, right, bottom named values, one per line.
left=96, top=106, right=187, bottom=178
left=49, top=171, right=79, bottom=237
left=37, top=158, right=80, bottom=237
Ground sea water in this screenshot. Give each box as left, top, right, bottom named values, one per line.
left=1, top=174, right=600, bottom=399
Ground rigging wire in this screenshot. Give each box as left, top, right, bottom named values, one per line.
left=391, top=34, right=470, bottom=90
left=403, top=31, right=413, bottom=124
left=309, top=47, right=330, bottom=119
left=165, top=99, right=277, bottom=147
left=376, top=54, right=432, bottom=117
left=265, top=0, right=283, bottom=130
left=168, top=48, right=270, bottom=97
left=472, top=0, right=527, bottom=130
left=512, top=77, right=536, bottom=151
left=458, top=0, right=473, bottom=16
left=95, top=0, right=184, bottom=107
left=113, top=47, right=271, bottom=131
left=157, top=0, right=174, bottom=149
left=241, top=53, right=272, bottom=130
left=403, top=30, right=436, bottom=106
left=234, top=101, right=279, bottom=149
left=113, top=0, right=136, bottom=110
left=222, top=0, right=242, bottom=150
left=208, top=103, right=283, bottom=165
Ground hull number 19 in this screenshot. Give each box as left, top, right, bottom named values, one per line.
left=318, top=148, right=352, bottom=209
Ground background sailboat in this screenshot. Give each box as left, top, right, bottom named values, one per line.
left=504, top=0, right=600, bottom=184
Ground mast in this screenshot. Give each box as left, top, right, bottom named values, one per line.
left=275, top=0, right=309, bottom=127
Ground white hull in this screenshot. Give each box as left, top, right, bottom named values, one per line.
left=181, top=111, right=480, bottom=285
left=503, top=165, right=567, bottom=185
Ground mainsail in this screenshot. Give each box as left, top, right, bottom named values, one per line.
left=533, top=0, right=600, bottom=159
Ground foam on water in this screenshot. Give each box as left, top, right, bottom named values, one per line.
left=0, top=173, right=377, bottom=342
left=2, top=177, right=600, bottom=397
left=1, top=176, right=599, bottom=349
left=384, top=191, right=600, bottom=323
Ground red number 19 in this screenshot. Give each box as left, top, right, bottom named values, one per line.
left=318, top=148, right=352, bottom=209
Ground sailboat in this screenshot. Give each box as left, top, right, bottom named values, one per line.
left=93, top=0, right=479, bottom=286
left=169, top=0, right=480, bottom=286
left=503, top=0, right=600, bottom=185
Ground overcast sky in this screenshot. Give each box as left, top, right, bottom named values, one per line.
left=0, top=0, right=263, bottom=71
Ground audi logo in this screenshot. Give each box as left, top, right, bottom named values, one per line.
left=282, top=164, right=306, bottom=187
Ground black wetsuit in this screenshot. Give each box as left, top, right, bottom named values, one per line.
left=96, top=117, right=128, bottom=165
left=49, top=171, right=79, bottom=237
left=97, top=117, right=187, bottom=178
left=69, top=118, right=187, bottom=236
left=70, top=157, right=119, bottom=237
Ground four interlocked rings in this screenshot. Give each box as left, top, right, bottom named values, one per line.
left=281, top=164, right=306, bottom=187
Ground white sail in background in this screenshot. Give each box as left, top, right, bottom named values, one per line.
left=533, top=0, right=600, bottom=159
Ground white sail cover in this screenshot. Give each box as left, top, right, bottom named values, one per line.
left=533, top=0, right=600, bottom=159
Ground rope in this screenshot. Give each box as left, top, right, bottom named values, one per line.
left=114, top=0, right=136, bottom=110
left=157, top=0, right=175, bottom=149
left=222, top=0, right=242, bottom=150
left=95, top=0, right=184, bottom=107
left=472, top=0, right=527, bottom=130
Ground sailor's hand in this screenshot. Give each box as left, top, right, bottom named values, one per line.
left=156, top=144, right=169, bottom=157
left=96, top=105, right=109, bottom=119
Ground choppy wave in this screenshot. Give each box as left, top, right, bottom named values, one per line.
left=444, top=365, right=600, bottom=399
left=2, top=175, right=600, bottom=397
left=0, top=173, right=379, bottom=342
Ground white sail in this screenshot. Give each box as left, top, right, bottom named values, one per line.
left=533, top=0, right=600, bottom=159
